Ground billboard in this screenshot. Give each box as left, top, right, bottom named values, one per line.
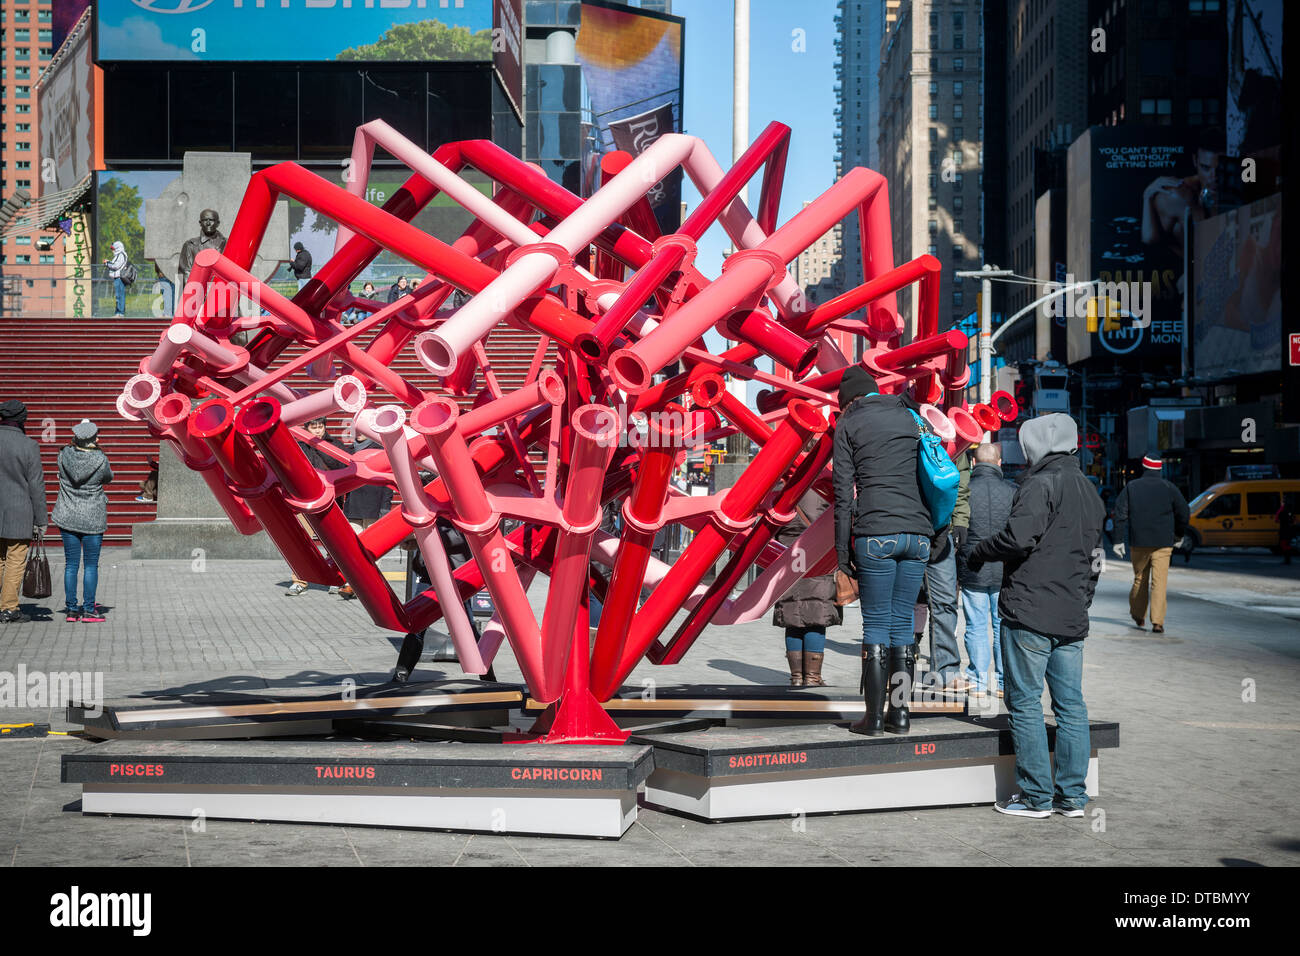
left=96, top=0, right=494, bottom=62
left=493, top=0, right=523, bottom=121
left=1065, top=127, right=1191, bottom=365
left=37, top=17, right=94, bottom=197
left=576, top=0, right=684, bottom=232
left=1193, top=193, right=1282, bottom=379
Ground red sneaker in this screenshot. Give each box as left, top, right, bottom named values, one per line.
left=81, top=607, right=106, bottom=623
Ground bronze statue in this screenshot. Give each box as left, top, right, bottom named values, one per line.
left=178, top=209, right=226, bottom=282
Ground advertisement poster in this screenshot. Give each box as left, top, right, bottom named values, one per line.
left=1066, top=127, right=1193, bottom=365
left=97, top=0, right=494, bottom=62
left=37, top=20, right=93, bottom=197
left=576, top=0, right=684, bottom=232
left=1193, top=193, right=1282, bottom=379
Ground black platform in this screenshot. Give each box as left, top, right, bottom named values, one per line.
left=62, top=738, right=654, bottom=838
left=632, top=716, right=1119, bottom=820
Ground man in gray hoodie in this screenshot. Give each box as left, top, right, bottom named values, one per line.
left=0, top=400, right=47, bottom=622
left=967, top=413, right=1106, bottom=819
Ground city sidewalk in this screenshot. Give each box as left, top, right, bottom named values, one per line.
left=1, top=549, right=1297, bottom=866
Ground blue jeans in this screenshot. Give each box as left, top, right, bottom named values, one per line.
left=961, top=587, right=1003, bottom=691
left=113, top=277, right=126, bottom=314
left=926, top=539, right=961, bottom=681
left=854, top=533, right=930, bottom=648
left=61, top=531, right=103, bottom=613
left=1002, top=625, right=1090, bottom=811
left=784, top=626, right=826, bottom=654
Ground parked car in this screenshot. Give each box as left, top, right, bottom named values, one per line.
left=1183, top=479, right=1300, bottom=554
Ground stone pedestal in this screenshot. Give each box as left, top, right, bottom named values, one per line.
left=130, top=446, right=284, bottom=560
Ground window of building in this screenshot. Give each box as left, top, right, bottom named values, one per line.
left=14, top=30, right=30, bottom=42
left=954, top=173, right=963, bottom=189
left=930, top=56, right=940, bottom=71
left=15, top=236, right=31, bottom=245
left=954, top=12, right=965, bottom=30
left=15, top=160, right=30, bottom=169
left=954, top=126, right=964, bottom=140
left=928, top=244, right=938, bottom=256
left=1189, top=0, right=1222, bottom=12
left=930, top=12, right=939, bottom=27
left=929, top=104, right=938, bottom=120
left=929, top=173, right=938, bottom=189
left=954, top=81, right=964, bottom=97
left=954, top=34, right=964, bottom=49
left=928, top=195, right=938, bottom=210
left=952, top=148, right=962, bottom=164
left=39, top=254, right=54, bottom=264
left=929, top=219, right=938, bottom=235
left=16, top=104, right=30, bottom=114
left=15, top=255, right=31, bottom=264
left=930, top=33, right=940, bottom=49
left=952, top=245, right=964, bottom=261
left=929, top=81, right=938, bottom=95
left=954, top=219, right=964, bottom=235
left=953, top=290, right=963, bottom=306
left=38, top=9, right=53, bottom=22
left=15, top=142, right=30, bottom=151
left=954, top=196, right=964, bottom=211
left=929, top=126, right=938, bottom=142
left=954, top=58, right=964, bottom=71
left=17, top=86, right=30, bottom=98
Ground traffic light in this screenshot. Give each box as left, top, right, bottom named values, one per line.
left=1085, top=295, right=1123, bottom=333
left=0, top=188, right=32, bottom=234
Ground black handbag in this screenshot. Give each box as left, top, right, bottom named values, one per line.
left=22, top=535, right=52, bottom=600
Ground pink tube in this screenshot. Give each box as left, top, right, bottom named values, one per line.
left=279, top=375, right=367, bottom=426
left=371, top=404, right=486, bottom=673
left=411, top=396, right=558, bottom=701
left=456, top=368, right=564, bottom=437
left=919, top=403, right=957, bottom=441
left=947, top=405, right=984, bottom=458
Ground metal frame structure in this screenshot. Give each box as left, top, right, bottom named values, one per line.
left=117, top=119, right=1017, bottom=744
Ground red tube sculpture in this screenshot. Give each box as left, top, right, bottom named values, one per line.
left=119, top=120, right=989, bottom=743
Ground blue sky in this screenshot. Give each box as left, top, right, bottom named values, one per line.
left=673, top=0, right=839, bottom=279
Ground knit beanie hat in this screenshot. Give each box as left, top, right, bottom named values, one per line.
left=0, top=399, right=28, bottom=427
left=72, top=419, right=99, bottom=445
left=838, top=365, right=879, bottom=409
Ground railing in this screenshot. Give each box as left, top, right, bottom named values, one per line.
left=0, top=262, right=440, bottom=319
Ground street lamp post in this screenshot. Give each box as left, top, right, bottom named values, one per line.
left=954, top=264, right=1013, bottom=409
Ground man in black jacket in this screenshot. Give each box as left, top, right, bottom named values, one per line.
left=958, top=442, right=1016, bottom=697
left=967, top=413, right=1106, bottom=819
left=291, top=242, right=313, bottom=290
left=1112, top=454, right=1189, bottom=633
left=0, top=400, right=47, bottom=623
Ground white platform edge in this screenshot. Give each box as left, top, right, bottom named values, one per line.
left=81, top=785, right=637, bottom=839
left=644, top=753, right=1101, bottom=820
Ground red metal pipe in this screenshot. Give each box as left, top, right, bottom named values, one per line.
left=723, top=308, right=817, bottom=376
left=590, top=400, right=827, bottom=700
left=793, top=255, right=938, bottom=338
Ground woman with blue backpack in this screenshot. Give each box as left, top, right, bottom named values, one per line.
left=832, top=366, right=958, bottom=736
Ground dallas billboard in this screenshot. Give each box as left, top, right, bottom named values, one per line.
left=1065, top=126, right=1200, bottom=366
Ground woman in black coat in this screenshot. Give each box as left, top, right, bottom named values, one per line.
left=773, top=491, right=841, bottom=687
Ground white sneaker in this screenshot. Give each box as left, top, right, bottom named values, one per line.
left=286, top=582, right=308, bottom=596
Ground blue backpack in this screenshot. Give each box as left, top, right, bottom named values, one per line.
left=907, top=409, right=960, bottom=531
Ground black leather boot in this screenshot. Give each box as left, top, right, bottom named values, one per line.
left=849, top=644, right=888, bottom=736
left=885, top=644, right=916, bottom=734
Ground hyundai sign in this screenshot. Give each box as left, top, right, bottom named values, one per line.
left=97, top=0, right=494, bottom=62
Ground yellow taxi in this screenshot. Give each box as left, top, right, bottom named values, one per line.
left=1184, top=480, right=1300, bottom=552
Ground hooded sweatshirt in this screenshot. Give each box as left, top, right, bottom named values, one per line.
left=107, top=242, right=128, bottom=278
left=968, top=414, right=1106, bottom=639
left=52, top=445, right=114, bottom=535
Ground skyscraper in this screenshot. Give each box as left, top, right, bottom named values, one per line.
left=832, top=0, right=883, bottom=320
left=876, top=0, right=985, bottom=338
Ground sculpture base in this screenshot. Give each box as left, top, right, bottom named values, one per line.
left=633, top=718, right=1118, bottom=821
left=62, top=740, right=652, bottom=839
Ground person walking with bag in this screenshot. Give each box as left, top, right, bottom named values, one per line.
left=0, top=400, right=48, bottom=623
left=52, top=420, right=113, bottom=623
left=773, top=491, right=840, bottom=687
left=1112, top=454, right=1189, bottom=633
left=966, top=414, right=1106, bottom=818
left=834, top=367, right=945, bottom=736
